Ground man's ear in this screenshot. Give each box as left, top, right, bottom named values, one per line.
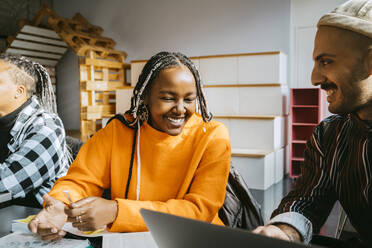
left=15, top=84, right=26, bottom=99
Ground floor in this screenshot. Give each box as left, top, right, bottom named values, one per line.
left=250, top=176, right=340, bottom=238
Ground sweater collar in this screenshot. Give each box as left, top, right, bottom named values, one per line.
left=10, top=96, right=42, bottom=138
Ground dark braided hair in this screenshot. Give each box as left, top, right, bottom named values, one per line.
left=125, top=51, right=212, bottom=127
left=0, top=53, right=57, bottom=114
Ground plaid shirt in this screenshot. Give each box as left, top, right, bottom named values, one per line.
left=0, top=96, right=69, bottom=205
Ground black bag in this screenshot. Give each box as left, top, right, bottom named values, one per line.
left=218, top=163, right=264, bottom=230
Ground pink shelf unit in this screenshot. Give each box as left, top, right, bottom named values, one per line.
left=289, top=88, right=327, bottom=178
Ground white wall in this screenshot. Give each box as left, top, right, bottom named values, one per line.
left=54, top=0, right=291, bottom=129
left=289, top=0, right=347, bottom=88
left=54, top=0, right=290, bottom=61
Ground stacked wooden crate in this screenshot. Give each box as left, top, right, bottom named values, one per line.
left=4, top=4, right=129, bottom=141
left=117, top=51, right=289, bottom=190
left=78, top=51, right=127, bottom=141
left=45, top=7, right=129, bottom=141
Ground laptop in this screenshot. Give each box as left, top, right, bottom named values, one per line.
left=140, top=209, right=323, bottom=248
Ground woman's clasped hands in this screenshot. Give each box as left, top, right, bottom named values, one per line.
left=28, top=194, right=118, bottom=241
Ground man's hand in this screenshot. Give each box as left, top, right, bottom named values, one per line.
left=253, top=224, right=302, bottom=242
left=64, top=196, right=118, bottom=232
left=28, top=194, right=67, bottom=241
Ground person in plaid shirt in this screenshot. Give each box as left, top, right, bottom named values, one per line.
left=0, top=54, right=70, bottom=207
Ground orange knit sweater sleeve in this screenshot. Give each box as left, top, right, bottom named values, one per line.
left=109, top=123, right=231, bottom=232
left=48, top=124, right=113, bottom=204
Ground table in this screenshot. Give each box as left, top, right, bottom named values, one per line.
left=0, top=205, right=157, bottom=248
left=0, top=205, right=40, bottom=238
left=0, top=205, right=98, bottom=247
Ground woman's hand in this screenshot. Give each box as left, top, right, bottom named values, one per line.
left=64, top=196, right=118, bottom=231
left=28, top=194, right=67, bottom=241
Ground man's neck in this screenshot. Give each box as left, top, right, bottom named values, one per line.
left=357, top=105, right=372, bottom=121
left=0, top=98, right=28, bottom=117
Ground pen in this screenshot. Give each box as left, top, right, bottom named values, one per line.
left=63, top=190, right=73, bottom=206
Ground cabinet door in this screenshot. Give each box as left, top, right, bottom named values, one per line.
left=217, top=117, right=283, bottom=150
left=238, top=86, right=287, bottom=116
left=238, top=53, right=287, bottom=84
left=199, top=57, right=238, bottom=85
left=203, top=87, right=239, bottom=115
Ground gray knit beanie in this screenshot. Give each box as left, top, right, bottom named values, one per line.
left=318, top=0, right=372, bottom=38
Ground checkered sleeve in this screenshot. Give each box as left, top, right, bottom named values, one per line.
left=0, top=116, right=66, bottom=199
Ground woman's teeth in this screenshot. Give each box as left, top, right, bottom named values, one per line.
left=167, top=117, right=184, bottom=124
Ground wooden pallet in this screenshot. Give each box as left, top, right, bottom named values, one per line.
left=6, top=4, right=130, bottom=142
left=79, top=50, right=128, bottom=141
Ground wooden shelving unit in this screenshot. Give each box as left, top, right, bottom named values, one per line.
left=289, top=88, right=326, bottom=178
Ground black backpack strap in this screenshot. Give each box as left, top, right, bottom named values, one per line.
left=125, top=127, right=137, bottom=198
left=107, top=114, right=135, bottom=129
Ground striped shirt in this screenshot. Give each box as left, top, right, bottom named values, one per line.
left=270, top=113, right=372, bottom=245
left=0, top=96, right=70, bottom=206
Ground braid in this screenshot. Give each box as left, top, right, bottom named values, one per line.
left=33, top=63, right=57, bottom=114
left=0, top=53, right=57, bottom=114
left=174, top=53, right=212, bottom=122
left=125, top=51, right=212, bottom=127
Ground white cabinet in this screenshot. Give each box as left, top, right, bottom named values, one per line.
left=231, top=146, right=287, bottom=191
left=238, top=53, right=287, bottom=84
left=204, top=85, right=289, bottom=116
left=215, top=117, right=287, bottom=150
left=203, top=87, right=239, bottom=115
left=199, top=57, right=238, bottom=85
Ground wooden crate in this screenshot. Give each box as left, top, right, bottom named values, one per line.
left=8, top=4, right=131, bottom=142
left=79, top=50, right=126, bottom=141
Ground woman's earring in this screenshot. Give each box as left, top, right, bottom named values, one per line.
left=139, top=104, right=149, bottom=123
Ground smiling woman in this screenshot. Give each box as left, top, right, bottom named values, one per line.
left=29, top=51, right=231, bottom=241
left=147, top=66, right=197, bottom=136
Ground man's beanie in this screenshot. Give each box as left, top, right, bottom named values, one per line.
left=318, top=0, right=372, bottom=38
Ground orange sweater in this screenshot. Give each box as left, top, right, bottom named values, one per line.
left=49, top=113, right=231, bottom=232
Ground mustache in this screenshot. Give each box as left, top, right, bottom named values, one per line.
left=320, top=83, right=337, bottom=90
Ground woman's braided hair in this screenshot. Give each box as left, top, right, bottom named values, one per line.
left=0, top=53, right=57, bottom=114
left=125, top=51, right=212, bottom=127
